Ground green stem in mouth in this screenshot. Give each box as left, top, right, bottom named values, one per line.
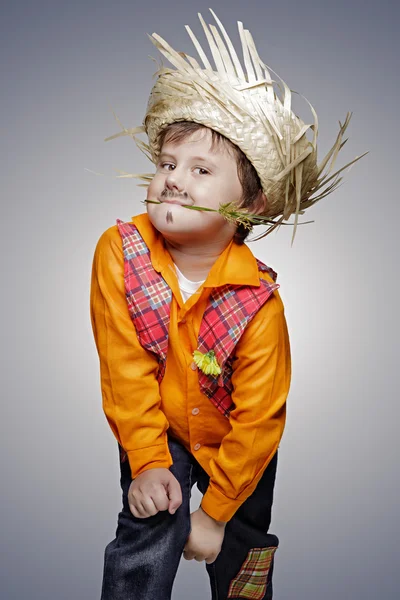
left=142, top=199, right=314, bottom=228
left=144, top=199, right=215, bottom=212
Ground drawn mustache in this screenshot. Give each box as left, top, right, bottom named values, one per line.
left=161, top=189, right=189, bottom=200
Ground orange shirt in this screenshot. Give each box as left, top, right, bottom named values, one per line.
left=90, top=213, right=291, bottom=521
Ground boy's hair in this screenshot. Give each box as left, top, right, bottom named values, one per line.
left=156, top=121, right=263, bottom=244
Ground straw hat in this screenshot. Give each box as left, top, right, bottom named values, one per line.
left=106, top=8, right=367, bottom=242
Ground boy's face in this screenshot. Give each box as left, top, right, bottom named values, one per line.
left=146, top=128, right=242, bottom=244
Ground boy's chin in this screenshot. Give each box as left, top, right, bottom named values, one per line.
left=153, top=222, right=204, bottom=242
left=152, top=220, right=218, bottom=242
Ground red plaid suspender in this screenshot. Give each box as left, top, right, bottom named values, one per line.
left=116, top=219, right=171, bottom=381
left=197, top=276, right=279, bottom=417
left=116, top=219, right=279, bottom=417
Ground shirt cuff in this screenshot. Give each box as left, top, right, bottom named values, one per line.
left=200, top=481, right=244, bottom=522
left=127, top=440, right=173, bottom=479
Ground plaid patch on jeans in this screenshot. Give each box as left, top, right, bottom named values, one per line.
left=228, top=546, right=277, bottom=600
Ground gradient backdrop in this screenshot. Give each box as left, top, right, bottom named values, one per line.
left=1, top=0, right=399, bottom=598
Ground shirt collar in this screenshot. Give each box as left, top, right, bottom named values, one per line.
left=131, top=213, right=261, bottom=287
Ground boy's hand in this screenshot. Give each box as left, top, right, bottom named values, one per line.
left=183, top=506, right=226, bottom=564
left=128, top=468, right=182, bottom=518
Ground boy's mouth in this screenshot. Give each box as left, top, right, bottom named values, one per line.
left=161, top=198, right=187, bottom=206
left=160, top=189, right=191, bottom=206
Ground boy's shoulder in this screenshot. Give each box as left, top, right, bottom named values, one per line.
left=255, top=257, right=278, bottom=284
left=250, top=253, right=284, bottom=312
left=245, top=243, right=278, bottom=285
left=93, top=219, right=133, bottom=263
left=99, top=222, right=122, bottom=241
left=95, top=215, right=140, bottom=248
left=94, top=214, right=160, bottom=265
left=94, top=223, right=122, bottom=256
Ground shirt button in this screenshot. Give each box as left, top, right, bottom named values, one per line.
left=191, top=408, right=200, bottom=415
left=190, top=361, right=197, bottom=371
left=193, top=443, right=201, bottom=451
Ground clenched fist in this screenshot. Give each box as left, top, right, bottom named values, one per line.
left=128, top=467, right=182, bottom=518
left=183, top=506, right=226, bottom=564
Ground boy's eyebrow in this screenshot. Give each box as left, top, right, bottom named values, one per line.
left=158, top=152, right=177, bottom=161
left=159, top=152, right=219, bottom=168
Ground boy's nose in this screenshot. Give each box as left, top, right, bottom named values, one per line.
left=165, top=170, right=185, bottom=192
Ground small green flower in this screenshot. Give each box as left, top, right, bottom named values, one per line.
left=193, top=350, right=221, bottom=376
left=218, top=203, right=254, bottom=230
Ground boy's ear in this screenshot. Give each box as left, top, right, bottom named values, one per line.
left=251, top=190, right=268, bottom=215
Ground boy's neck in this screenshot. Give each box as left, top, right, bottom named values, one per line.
left=164, top=238, right=232, bottom=281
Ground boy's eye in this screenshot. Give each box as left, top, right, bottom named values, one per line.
left=159, top=163, right=209, bottom=175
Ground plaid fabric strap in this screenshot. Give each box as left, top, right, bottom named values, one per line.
left=228, top=546, right=277, bottom=600
left=115, top=220, right=279, bottom=416
left=116, top=219, right=171, bottom=381
left=197, top=268, right=279, bottom=417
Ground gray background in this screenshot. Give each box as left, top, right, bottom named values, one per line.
left=1, top=0, right=399, bottom=598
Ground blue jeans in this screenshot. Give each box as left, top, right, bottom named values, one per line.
left=101, top=437, right=279, bottom=600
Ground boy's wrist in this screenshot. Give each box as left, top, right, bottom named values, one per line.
left=199, top=505, right=227, bottom=528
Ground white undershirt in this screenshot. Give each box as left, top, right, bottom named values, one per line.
left=173, top=263, right=206, bottom=302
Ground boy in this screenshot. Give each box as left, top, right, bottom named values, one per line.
left=90, top=9, right=365, bottom=600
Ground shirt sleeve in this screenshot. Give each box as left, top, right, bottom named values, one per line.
left=200, top=288, right=291, bottom=522
left=90, top=225, right=173, bottom=477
